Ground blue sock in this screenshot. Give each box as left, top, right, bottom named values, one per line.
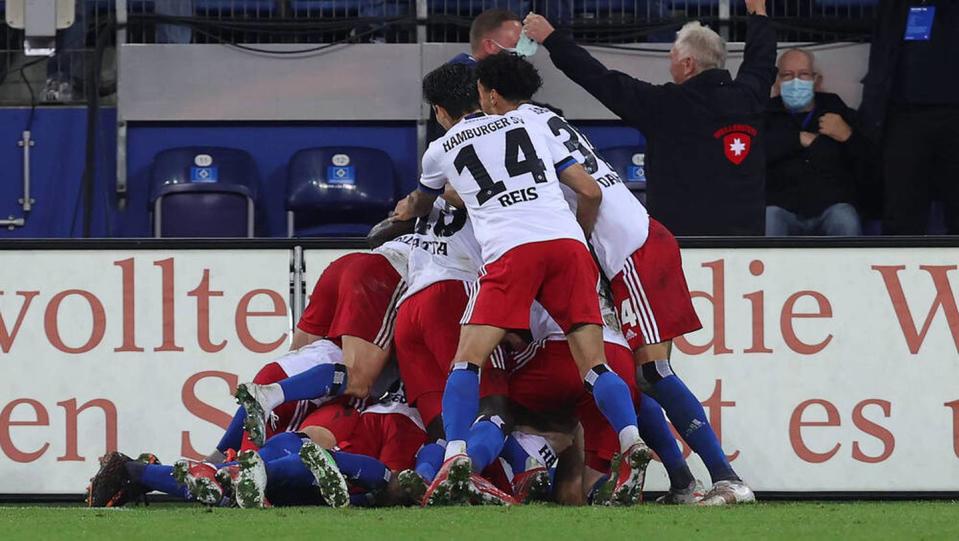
left=586, top=366, right=639, bottom=448
left=652, top=372, right=738, bottom=483
left=259, top=432, right=305, bottom=462
left=216, top=407, right=247, bottom=454
left=414, top=442, right=445, bottom=483
left=637, top=393, right=694, bottom=490
left=126, top=463, right=191, bottom=501
left=278, top=363, right=347, bottom=402
left=264, top=453, right=316, bottom=490
left=442, top=363, right=480, bottom=449
left=466, top=418, right=506, bottom=472
left=331, top=451, right=391, bottom=491
left=501, top=435, right=558, bottom=486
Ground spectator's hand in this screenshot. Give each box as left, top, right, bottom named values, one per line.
left=523, top=13, right=555, bottom=43
left=391, top=196, right=414, bottom=222
left=799, top=131, right=818, bottom=148
left=818, top=113, right=852, bottom=143
left=745, top=0, right=767, bottom=16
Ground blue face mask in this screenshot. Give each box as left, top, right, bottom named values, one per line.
left=780, top=78, right=814, bottom=111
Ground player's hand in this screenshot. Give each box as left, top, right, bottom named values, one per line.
left=744, top=0, right=767, bottom=16
left=523, top=13, right=555, bottom=43
left=818, top=113, right=852, bottom=143
left=799, top=131, right=818, bottom=148
left=391, top=196, right=415, bottom=222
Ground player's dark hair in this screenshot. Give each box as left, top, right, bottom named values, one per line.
left=470, top=9, right=521, bottom=53
left=422, top=63, right=480, bottom=120
left=475, top=53, right=543, bottom=103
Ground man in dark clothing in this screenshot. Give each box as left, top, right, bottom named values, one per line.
left=765, top=48, right=873, bottom=236
left=523, top=0, right=776, bottom=236
left=425, top=9, right=523, bottom=144
left=859, top=1, right=959, bottom=235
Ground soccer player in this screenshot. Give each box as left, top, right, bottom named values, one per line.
left=475, top=53, right=754, bottom=505
left=234, top=235, right=412, bottom=446
left=391, top=63, right=649, bottom=505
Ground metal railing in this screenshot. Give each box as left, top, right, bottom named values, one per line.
left=0, top=0, right=877, bottom=106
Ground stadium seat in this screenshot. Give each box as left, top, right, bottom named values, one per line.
left=428, top=0, right=530, bottom=16
left=599, top=145, right=648, bottom=204
left=286, top=147, right=398, bottom=237
left=149, top=147, right=258, bottom=238
left=194, top=0, right=277, bottom=16
left=815, top=0, right=878, bottom=6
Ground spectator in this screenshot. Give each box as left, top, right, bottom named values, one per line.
left=764, top=48, right=871, bottom=236
left=426, top=9, right=522, bottom=143
left=524, top=0, right=776, bottom=236
left=860, top=2, right=959, bottom=234
left=44, top=0, right=194, bottom=103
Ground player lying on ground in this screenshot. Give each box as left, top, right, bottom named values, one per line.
left=88, top=382, right=424, bottom=508
left=391, top=62, right=651, bottom=507
left=476, top=52, right=754, bottom=505
left=231, top=236, right=412, bottom=448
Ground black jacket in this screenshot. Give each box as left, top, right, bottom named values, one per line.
left=859, top=1, right=959, bottom=143
left=543, top=15, right=777, bottom=236
left=765, top=93, right=873, bottom=217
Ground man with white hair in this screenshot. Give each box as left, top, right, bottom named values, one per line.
left=524, top=1, right=776, bottom=236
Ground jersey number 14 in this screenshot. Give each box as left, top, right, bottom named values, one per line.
left=454, top=128, right=547, bottom=206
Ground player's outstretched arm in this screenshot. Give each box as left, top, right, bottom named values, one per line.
left=558, top=163, right=602, bottom=236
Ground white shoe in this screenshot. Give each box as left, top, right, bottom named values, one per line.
left=234, top=383, right=270, bottom=447
left=234, top=450, right=269, bottom=508
left=299, top=442, right=350, bottom=508
left=699, top=479, right=756, bottom=506
left=656, top=479, right=704, bottom=505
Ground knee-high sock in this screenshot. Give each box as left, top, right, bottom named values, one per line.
left=466, top=418, right=506, bottom=472
left=125, top=463, right=191, bottom=501
left=277, top=363, right=348, bottom=404
left=442, top=363, right=480, bottom=459
left=637, top=393, right=694, bottom=490
left=331, top=451, right=391, bottom=491
left=216, top=407, right=247, bottom=454
left=651, top=373, right=738, bottom=483
left=586, top=365, right=640, bottom=453
left=415, top=441, right=445, bottom=482
left=258, top=432, right=305, bottom=462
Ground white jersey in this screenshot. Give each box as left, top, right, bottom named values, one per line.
left=419, top=112, right=586, bottom=264
left=373, top=234, right=414, bottom=282
left=513, top=103, right=650, bottom=279
left=363, top=380, right=426, bottom=431
left=401, top=199, right=483, bottom=302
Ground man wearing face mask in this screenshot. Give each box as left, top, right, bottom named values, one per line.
left=763, top=48, right=873, bottom=236
left=523, top=0, right=776, bottom=236
left=426, top=9, right=528, bottom=143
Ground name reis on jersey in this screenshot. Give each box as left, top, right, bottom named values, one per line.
left=419, top=112, right=586, bottom=264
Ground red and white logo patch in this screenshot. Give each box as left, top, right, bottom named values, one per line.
left=713, top=124, right=758, bottom=166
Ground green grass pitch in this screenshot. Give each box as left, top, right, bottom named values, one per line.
left=1, top=502, right=956, bottom=540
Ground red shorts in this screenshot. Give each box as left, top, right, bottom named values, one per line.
left=338, top=412, right=428, bottom=472
left=394, top=280, right=469, bottom=428
left=484, top=341, right=637, bottom=464
left=239, top=361, right=320, bottom=451
left=610, top=219, right=702, bottom=350
left=463, top=239, right=603, bottom=332
left=297, top=253, right=404, bottom=349
left=297, top=398, right=363, bottom=443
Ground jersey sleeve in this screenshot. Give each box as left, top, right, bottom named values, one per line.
left=418, top=143, right=447, bottom=195
left=535, top=121, right=576, bottom=173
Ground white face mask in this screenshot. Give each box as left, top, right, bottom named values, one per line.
left=494, top=31, right=538, bottom=57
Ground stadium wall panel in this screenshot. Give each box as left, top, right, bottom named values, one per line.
left=1, top=239, right=957, bottom=494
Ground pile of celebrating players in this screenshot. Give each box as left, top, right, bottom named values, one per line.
left=87, top=52, right=757, bottom=509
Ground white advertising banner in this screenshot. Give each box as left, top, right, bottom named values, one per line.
left=2, top=247, right=958, bottom=494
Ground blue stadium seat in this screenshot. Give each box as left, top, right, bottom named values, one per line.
left=286, top=147, right=398, bottom=237
left=599, top=145, right=648, bottom=204
left=815, top=0, right=878, bottom=6
left=291, top=0, right=411, bottom=17
left=194, top=0, right=277, bottom=15
left=428, top=0, right=530, bottom=16
left=149, top=147, right=258, bottom=238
